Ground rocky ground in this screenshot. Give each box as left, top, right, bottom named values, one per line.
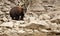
left=0, top=0, right=60, bottom=36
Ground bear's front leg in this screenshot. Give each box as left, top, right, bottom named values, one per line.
left=20, top=13, right=24, bottom=20
left=15, top=16, right=19, bottom=20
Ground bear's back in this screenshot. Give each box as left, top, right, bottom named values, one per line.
left=10, top=6, right=24, bottom=14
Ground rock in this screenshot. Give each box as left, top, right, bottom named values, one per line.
left=10, top=3, right=16, bottom=8
left=37, top=20, right=50, bottom=29
left=0, top=15, right=4, bottom=18
left=8, top=33, right=19, bottom=36
left=55, top=0, right=60, bottom=6
left=2, top=17, right=8, bottom=22
left=4, top=29, right=11, bottom=34
left=17, top=30, right=26, bottom=34
left=47, top=7, right=56, bottom=11
left=25, top=12, right=38, bottom=23
left=0, top=0, right=60, bottom=36
left=0, top=11, right=4, bottom=15
left=0, top=21, right=3, bottom=24
left=0, top=22, right=14, bottom=28
left=29, top=0, right=45, bottom=12
left=0, top=6, right=3, bottom=10
left=57, top=24, right=60, bottom=30
left=6, top=5, right=11, bottom=8
left=0, top=34, right=8, bottom=36
left=4, top=0, right=11, bottom=5
left=50, top=23, right=58, bottom=31
left=23, top=23, right=40, bottom=30
left=24, top=17, right=30, bottom=23
left=0, top=2, right=4, bottom=6
left=39, top=14, right=50, bottom=20
left=19, top=21, right=25, bottom=24
left=5, top=29, right=19, bottom=36
left=5, top=15, right=11, bottom=21
left=52, top=30, right=60, bottom=33
left=1, top=7, right=9, bottom=12
left=30, top=4, right=45, bottom=12
left=40, top=29, right=51, bottom=33
left=24, top=29, right=33, bottom=33
left=29, top=17, right=37, bottom=22
left=33, top=30, right=47, bottom=36
left=5, top=12, right=9, bottom=15
left=51, top=15, right=60, bottom=24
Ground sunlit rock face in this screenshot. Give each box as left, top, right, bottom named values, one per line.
left=0, top=0, right=60, bottom=36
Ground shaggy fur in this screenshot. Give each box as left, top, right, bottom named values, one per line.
left=10, top=6, right=25, bottom=20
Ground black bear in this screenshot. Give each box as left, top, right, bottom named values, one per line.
left=9, top=6, right=25, bottom=20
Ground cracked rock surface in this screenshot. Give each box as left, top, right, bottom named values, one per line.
left=0, top=0, right=60, bottom=36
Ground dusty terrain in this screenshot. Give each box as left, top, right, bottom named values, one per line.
left=0, top=0, right=60, bottom=36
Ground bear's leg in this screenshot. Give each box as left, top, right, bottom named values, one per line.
left=10, top=15, right=15, bottom=20
left=11, top=17, right=14, bottom=20
left=20, top=13, right=24, bottom=20
left=15, top=16, right=19, bottom=20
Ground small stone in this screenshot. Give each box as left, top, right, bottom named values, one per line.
left=18, top=30, right=26, bottom=33
left=1, top=7, right=9, bottom=12
left=3, top=17, right=8, bottom=22
left=50, top=23, right=58, bottom=30
left=0, top=11, right=4, bottom=15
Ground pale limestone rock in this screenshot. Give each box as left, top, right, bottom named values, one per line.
left=34, top=30, right=39, bottom=33
left=3, top=17, right=8, bottom=22
left=19, top=23, right=31, bottom=27
left=17, top=29, right=26, bottom=33
left=57, top=24, right=60, bottom=31
left=0, top=2, right=4, bottom=6
left=50, top=23, right=58, bottom=31
left=10, top=3, right=16, bottom=8
left=11, top=29, right=18, bottom=33
left=33, top=30, right=47, bottom=36
left=29, top=0, right=45, bottom=12
left=0, top=0, right=60, bottom=35
left=0, top=6, right=2, bottom=11
left=4, top=29, right=12, bottom=34
left=6, top=30, right=19, bottom=36
left=6, top=5, right=11, bottom=9
left=52, top=30, right=60, bottom=33
left=40, top=29, right=51, bottom=33
left=55, top=0, right=60, bottom=6
left=24, top=17, right=30, bottom=23
left=1, top=7, right=9, bottom=12
left=0, top=22, right=14, bottom=28
left=24, top=29, right=33, bottom=33
left=37, top=20, right=49, bottom=28
left=15, top=21, right=25, bottom=24
left=25, top=12, right=38, bottom=23
left=27, top=12, right=38, bottom=17
left=8, top=33, right=19, bottom=36
left=0, top=21, right=3, bottom=24
left=5, top=12, right=9, bottom=15
left=0, top=11, right=4, bottom=15
left=4, top=0, right=11, bottom=5
left=29, top=17, right=37, bottom=22
left=39, top=14, right=50, bottom=20
left=51, top=15, right=60, bottom=23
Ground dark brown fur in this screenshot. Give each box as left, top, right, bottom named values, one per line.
left=10, top=6, right=24, bottom=20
